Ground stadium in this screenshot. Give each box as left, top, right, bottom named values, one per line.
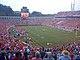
left=0, top=0, right=80, bottom=60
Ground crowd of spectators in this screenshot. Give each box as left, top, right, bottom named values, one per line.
left=0, top=36, right=80, bottom=60
left=55, top=11, right=80, bottom=17
left=0, top=28, right=80, bottom=60
left=0, top=10, right=80, bottom=60
left=53, top=19, right=80, bottom=31
left=1, top=19, right=80, bottom=33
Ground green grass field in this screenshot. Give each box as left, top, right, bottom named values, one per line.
left=12, top=25, right=80, bottom=47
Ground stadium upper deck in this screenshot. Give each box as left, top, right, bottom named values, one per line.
left=0, top=10, right=80, bottom=20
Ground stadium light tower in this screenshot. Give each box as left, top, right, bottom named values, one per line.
left=71, top=0, right=75, bottom=11
left=71, top=0, right=80, bottom=38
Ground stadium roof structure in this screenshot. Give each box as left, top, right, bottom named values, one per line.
left=66, top=15, right=80, bottom=18
left=55, top=15, right=80, bottom=18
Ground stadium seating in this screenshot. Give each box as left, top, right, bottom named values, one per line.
left=0, top=11, right=80, bottom=60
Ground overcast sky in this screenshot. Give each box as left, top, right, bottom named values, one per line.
left=0, top=0, right=80, bottom=14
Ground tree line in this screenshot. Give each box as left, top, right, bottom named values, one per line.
left=0, top=4, right=13, bottom=16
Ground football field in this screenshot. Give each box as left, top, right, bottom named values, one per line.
left=16, top=25, right=80, bottom=47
